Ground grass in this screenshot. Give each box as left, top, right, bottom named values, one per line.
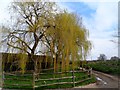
left=3, top=74, right=33, bottom=89
left=3, top=69, right=96, bottom=89
left=87, top=60, right=120, bottom=75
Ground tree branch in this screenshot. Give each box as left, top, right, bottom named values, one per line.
left=9, top=34, right=32, bottom=51
left=7, top=42, right=30, bottom=54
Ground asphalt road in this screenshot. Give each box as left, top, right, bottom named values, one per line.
left=78, top=70, right=119, bottom=89
left=52, top=71, right=120, bottom=90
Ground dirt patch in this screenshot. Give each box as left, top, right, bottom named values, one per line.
left=74, top=83, right=98, bottom=88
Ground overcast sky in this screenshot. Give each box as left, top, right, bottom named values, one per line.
left=0, top=0, right=119, bottom=60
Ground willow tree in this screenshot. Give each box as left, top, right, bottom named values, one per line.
left=44, top=12, right=92, bottom=72
left=2, top=1, right=58, bottom=73
left=2, top=1, right=91, bottom=74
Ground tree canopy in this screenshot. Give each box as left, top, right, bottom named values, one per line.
left=1, top=1, right=92, bottom=73
left=44, top=12, right=91, bottom=71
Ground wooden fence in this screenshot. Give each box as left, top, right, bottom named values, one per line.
left=2, top=68, right=92, bottom=89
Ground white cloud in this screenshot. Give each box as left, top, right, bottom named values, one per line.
left=93, top=3, right=117, bottom=31
left=89, top=38, right=118, bottom=60
left=46, top=0, right=119, bottom=2
left=80, top=0, right=119, bottom=2
left=81, top=2, right=118, bottom=60
left=82, top=2, right=117, bottom=31
left=0, top=0, right=12, bottom=25
left=0, top=0, right=12, bottom=51
left=56, top=2, right=74, bottom=12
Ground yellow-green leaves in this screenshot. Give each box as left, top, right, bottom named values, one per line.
left=45, top=12, right=92, bottom=72
left=17, top=53, right=28, bottom=74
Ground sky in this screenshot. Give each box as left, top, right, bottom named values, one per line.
left=58, top=1, right=118, bottom=60
left=0, top=0, right=119, bottom=60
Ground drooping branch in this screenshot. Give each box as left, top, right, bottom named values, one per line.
left=8, top=33, right=32, bottom=51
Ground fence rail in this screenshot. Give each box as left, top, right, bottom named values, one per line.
left=4, top=78, right=31, bottom=81
left=35, top=70, right=88, bottom=75
left=34, top=77, right=92, bottom=88
left=3, top=83, right=32, bottom=86
left=4, top=72, right=33, bottom=76
left=2, top=67, right=92, bottom=89
left=35, top=76, right=74, bottom=81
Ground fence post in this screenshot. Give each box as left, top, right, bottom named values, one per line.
left=72, top=70, right=75, bottom=87
left=0, top=53, right=3, bottom=88
left=90, top=68, right=92, bottom=77
left=1, top=71, right=4, bottom=88
left=88, top=68, right=92, bottom=77
left=33, top=72, right=35, bottom=90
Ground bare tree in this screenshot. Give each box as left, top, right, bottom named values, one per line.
left=2, top=2, right=58, bottom=73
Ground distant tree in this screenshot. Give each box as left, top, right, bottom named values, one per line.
left=97, top=54, right=107, bottom=61
left=110, top=56, right=119, bottom=60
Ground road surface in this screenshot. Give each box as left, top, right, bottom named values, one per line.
left=78, top=70, right=119, bottom=88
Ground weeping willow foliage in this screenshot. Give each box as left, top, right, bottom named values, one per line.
left=17, top=53, right=28, bottom=74
left=2, top=52, right=28, bottom=74
left=46, top=12, right=92, bottom=72
left=2, top=1, right=91, bottom=73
